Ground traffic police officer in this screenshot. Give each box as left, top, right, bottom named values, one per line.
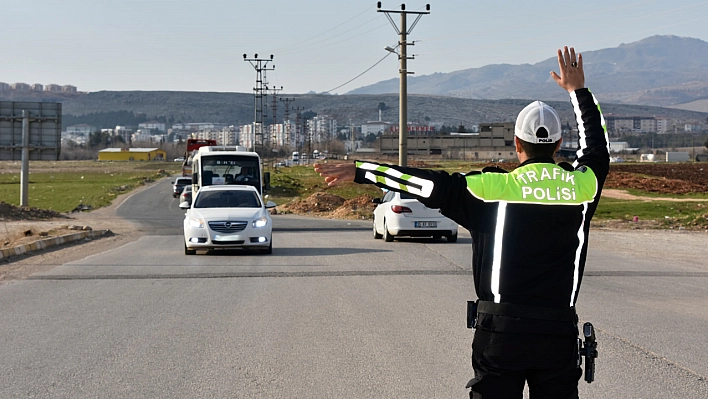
left=315, top=46, right=609, bottom=398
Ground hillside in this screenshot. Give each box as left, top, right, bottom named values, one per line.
left=348, top=35, right=708, bottom=109
left=2, top=90, right=708, bottom=130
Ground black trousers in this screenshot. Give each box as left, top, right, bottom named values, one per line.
left=467, top=329, right=582, bottom=399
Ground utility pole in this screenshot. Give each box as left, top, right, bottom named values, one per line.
left=378, top=2, right=430, bottom=167
left=293, top=106, right=304, bottom=159
left=350, top=118, right=354, bottom=155
left=305, top=117, right=311, bottom=163
left=268, top=85, right=283, bottom=147
left=280, top=97, right=295, bottom=149
left=243, top=54, right=275, bottom=154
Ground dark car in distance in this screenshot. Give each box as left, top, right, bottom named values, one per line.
left=180, top=185, right=193, bottom=205
left=172, top=177, right=192, bottom=198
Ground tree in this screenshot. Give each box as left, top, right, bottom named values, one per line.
left=457, top=125, right=466, bottom=133
left=364, top=133, right=378, bottom=143
left=88, top=131, right=110, bottom=148
left=302, top=110, right=317, bottom=119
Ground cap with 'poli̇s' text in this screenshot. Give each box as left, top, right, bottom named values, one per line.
left=514, top=101, right=562, bottom=144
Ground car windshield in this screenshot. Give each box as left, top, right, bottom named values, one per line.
left=193, top=190, right=261, bottom=208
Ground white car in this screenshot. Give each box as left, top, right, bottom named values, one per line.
left=180, top=185, right=276, bottom=255
left=372, top=191, right=458, bottom=242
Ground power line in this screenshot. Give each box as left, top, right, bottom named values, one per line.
left=279, top=17, right=384, bottom=55
left=274, top=5, right=375, bottom=52
left=323, top=50, right=396, bottom=94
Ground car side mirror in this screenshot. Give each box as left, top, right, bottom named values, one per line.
left=372, top=198, right=382, bottom=204
left=265, top=201, right=277, bottom=209
left=179, top=201, right=191, bottom=209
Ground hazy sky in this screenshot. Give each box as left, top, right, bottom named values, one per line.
left=3, top=0, right=708, bottom=94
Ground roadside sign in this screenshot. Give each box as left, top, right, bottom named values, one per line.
left=0, top=101, right=62, bottom=161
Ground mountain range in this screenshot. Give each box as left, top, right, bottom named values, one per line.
left=2, top=35, right=708, bottom=128
left=348, top=35, right=708, bottom=109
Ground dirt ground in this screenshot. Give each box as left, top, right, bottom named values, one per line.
left=1, top=162, right=707, bottom=252
left=605, top=163, right=708, bottom=194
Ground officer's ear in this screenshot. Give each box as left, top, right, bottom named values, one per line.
left=554, top=138, right=563, bottom=155
left=514, top=136, right=525, bottom=154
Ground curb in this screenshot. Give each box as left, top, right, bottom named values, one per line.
left=0, top=230, right=111, bottom=261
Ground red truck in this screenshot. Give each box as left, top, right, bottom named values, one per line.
left=182, top=139, right=217, bottom=176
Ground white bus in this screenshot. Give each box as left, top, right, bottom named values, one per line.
left=292, top=151, right=299, bottom=163
left=190, top=146, right=269, bottom=196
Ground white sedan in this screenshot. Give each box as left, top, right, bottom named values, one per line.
left=180, top=185, right=276, bottom=255
left=372, top=190, right=458, bottom=242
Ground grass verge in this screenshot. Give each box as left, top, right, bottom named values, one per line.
left=2, top=160, right=706, bottom=230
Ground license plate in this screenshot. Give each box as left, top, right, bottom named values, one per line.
left=415, top=221, right=437, bottom=228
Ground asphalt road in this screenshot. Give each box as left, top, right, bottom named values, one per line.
left=0, top=178, right=706, bottom=398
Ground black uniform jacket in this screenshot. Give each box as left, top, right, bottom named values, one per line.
left=354, top=88, right=610, bottom=334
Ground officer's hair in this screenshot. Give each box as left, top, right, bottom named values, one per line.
left=518, top=128, right=559, bottom=158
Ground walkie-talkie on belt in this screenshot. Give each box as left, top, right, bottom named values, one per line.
left=577, top=322, right=598, bottom=383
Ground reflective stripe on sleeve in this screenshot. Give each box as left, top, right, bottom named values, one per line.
left=358, top=161, right=435, bottom=198
left=570, top=202, right=588, bottom=306
left=572, top=91, right=609, bottom=168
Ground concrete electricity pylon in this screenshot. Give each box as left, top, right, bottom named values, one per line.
left=243, top=54, right=275, bottom=154
left=377, top=2, right=430, bottom=167
left=268, top=85, right=283, bottom=146
left=280, top=97, right=295, bottom=146
left=293, top=106, right=304, bottom=154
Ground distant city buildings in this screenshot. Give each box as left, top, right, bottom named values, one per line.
left=45, top=84, right=62, bottom=92
left=603, top=115, right=705, bottom=134
left=10, top=82, right=30, bottom=91
left=193, top=126, right=238, bottom=146
left=0, top=81, right=79, bottom=93
left=138, top=121, right=166, bottom=133
left=66, top=124, right=97, bottom=135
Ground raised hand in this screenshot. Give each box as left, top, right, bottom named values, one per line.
left=550, top=46, right=585, bottom=93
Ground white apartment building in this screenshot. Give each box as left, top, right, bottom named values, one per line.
left=239, top=123, right=258, bottom=150
left=196, top=126, right=238, bottom=145
left=113, top=126, right=134, bottom=142
left=269, top=123, right=287, bottom=146
left=66, top=124, right=96, bottom=135
left=307, top=115, right=337, bottom=143
left=131, top=130, right=156, bottom=143
left=655, top=117, right=669, bottom=133
left=361, top=121, right=392, bottom=135
left=139, top=121, right=166, bottom=133
left=10, top=83, right=30, bottom=91
left=0, top=82, right=9, bottom=91
left=45, top=84, right=62, bottom=92
left=605, top=116, right=660, bottom=133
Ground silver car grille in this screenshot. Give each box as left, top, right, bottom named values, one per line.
left=208, top=221, right=248, bottom=233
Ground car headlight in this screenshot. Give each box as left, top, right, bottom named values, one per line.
left=189, top=217, right=205, bottom=228
left=252, top=217, right=268, bottom=228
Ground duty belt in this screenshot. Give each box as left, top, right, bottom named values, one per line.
left=467, top=300, right=577, bottom=328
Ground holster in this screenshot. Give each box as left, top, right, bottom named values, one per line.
left=467, top=300, right=478, bottom=328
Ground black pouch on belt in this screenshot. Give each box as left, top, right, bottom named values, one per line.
left=467, top=300, right=478, bottom=328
